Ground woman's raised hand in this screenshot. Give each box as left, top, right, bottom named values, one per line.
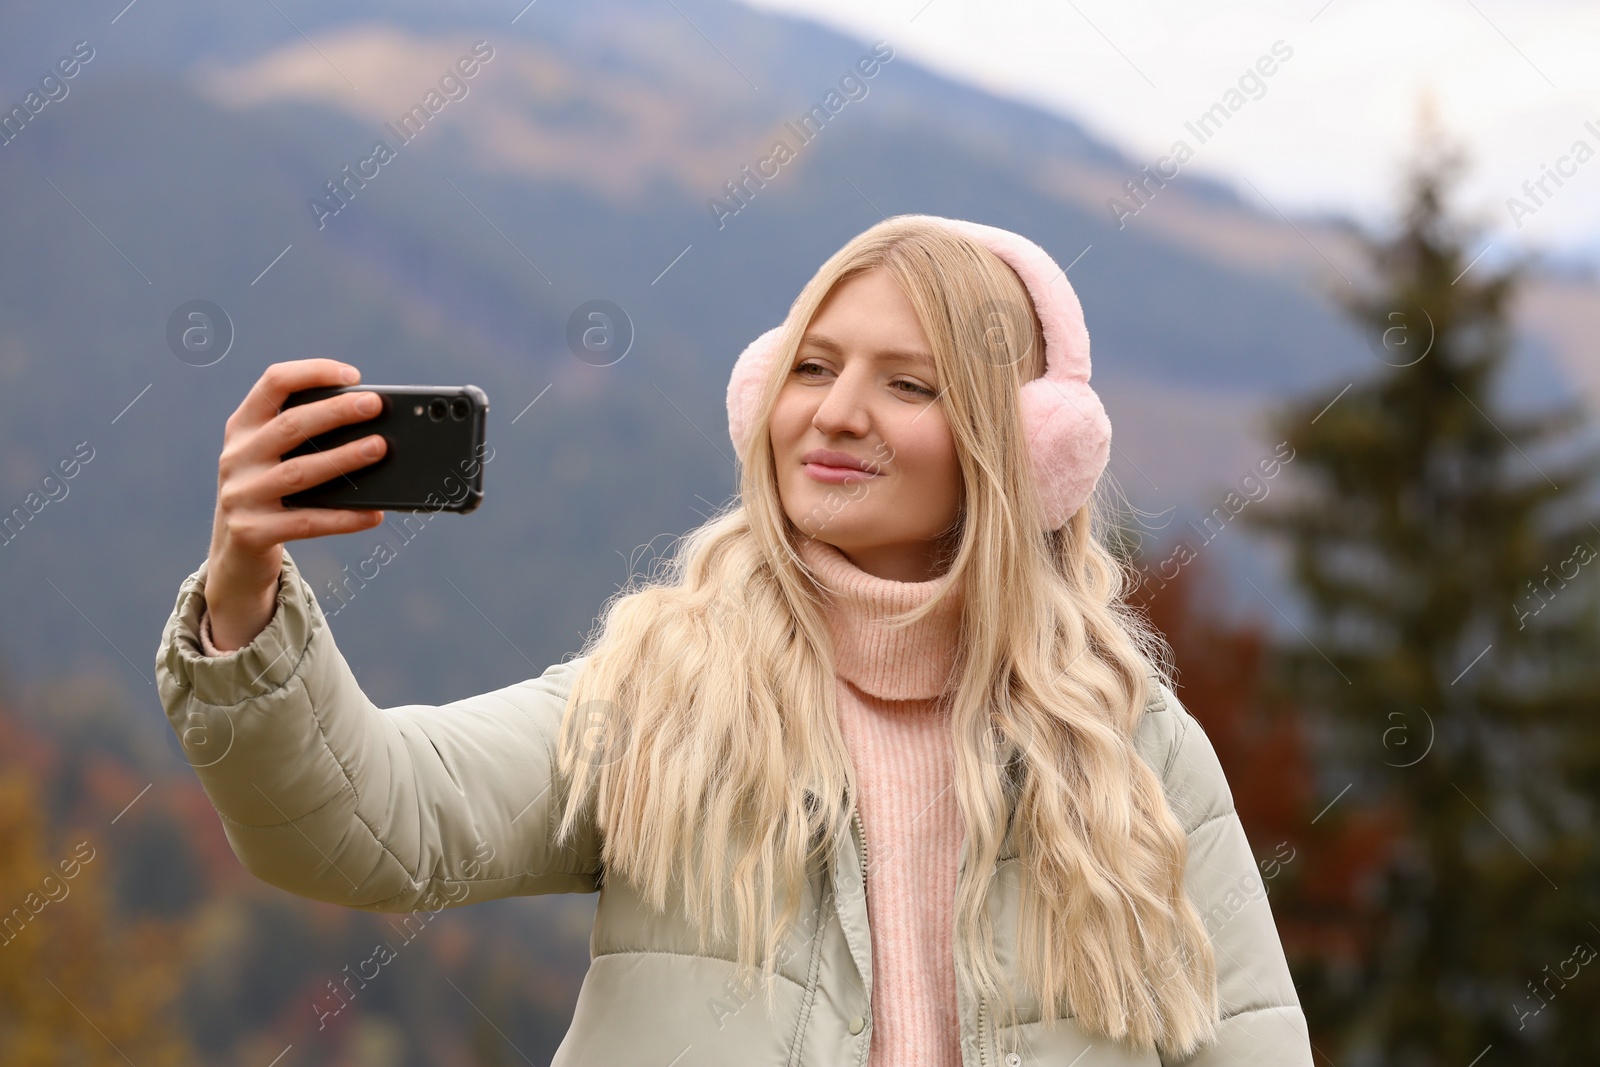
left=203, top=358, right=388, bottom=651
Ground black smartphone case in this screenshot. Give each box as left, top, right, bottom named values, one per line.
left=279, top=384, right=488, bottom=513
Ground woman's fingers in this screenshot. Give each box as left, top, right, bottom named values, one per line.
left=229, top=358, right=358, bottom=436
left=229, top=505, right=384, bottom=552
left=206, top=360, right=383, bottom=644
left=271, top=431, right=387, bottom=499
left=262, top=387, right=383, bottom=462
left=214, top=360, right=389, bottom=550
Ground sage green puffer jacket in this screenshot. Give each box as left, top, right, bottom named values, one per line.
left=155, top=547, right=1314, bottom=1066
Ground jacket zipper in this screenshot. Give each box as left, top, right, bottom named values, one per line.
left=852, top=806, right=869, bottom=891
left=978, top=995, right=989, bottom=1067
left=852, top=804, right=870, bottom=1066
left=957, top=831, right=990, bottom=1067
left=858, top=805, right=990, bottom=1066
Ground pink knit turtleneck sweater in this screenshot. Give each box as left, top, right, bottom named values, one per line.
left=794, top=534, right=966, bottom=1067
left=198, top=540, right=968, bottom=1064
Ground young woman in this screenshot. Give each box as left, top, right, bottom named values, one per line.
left=157, top=214, right=1311, bottom=1065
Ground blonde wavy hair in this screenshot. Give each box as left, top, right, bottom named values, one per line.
left=553, top=215, right=1220, bottom=1057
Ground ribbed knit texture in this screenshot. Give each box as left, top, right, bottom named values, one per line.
left=795, top=534, right=966, bottom=1067
left=200, top=542, right=969, bottom=1064
left=197, top=608, right=230, bottom=656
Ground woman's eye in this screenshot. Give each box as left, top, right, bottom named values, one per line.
left=792, top=360, right=935, bottom=398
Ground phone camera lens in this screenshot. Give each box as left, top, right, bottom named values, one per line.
left=428, top=398, right=448, bottom=421
left=449, top=397, right=470, bottom=421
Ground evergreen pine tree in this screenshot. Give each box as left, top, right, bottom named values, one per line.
left=1238, top=101, right=1600, bottom=1065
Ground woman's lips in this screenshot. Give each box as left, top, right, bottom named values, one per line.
left=803, top=462, right=879, bottom=484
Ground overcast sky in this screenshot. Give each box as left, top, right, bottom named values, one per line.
left=737, top=0, right=1600, bottom=270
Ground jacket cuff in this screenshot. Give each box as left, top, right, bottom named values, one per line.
left=156, top=547, right=323, bottom=708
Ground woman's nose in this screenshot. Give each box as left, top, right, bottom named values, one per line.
left=810, top=368, right=872, bottom=436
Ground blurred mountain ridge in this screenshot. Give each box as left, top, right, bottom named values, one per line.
left=0, top=0, right=1593, bottom=737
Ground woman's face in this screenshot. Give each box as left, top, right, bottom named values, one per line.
left=769, top=267, right=964, bottom=582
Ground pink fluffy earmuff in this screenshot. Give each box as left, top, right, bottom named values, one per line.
left=725, top=214, right=1112, bottom=531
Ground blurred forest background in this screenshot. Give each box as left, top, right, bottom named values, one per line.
left=2, top=1, right=1598, bottom=1064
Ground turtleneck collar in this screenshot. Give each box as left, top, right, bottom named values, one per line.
left=794, top=535, right=965, bottom=702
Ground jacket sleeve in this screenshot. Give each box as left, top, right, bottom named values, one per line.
left=1149, top=684, right=1315, bottom=1067
left=154, top=546, right=604, bottom=913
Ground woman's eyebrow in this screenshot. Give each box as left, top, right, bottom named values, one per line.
left=800, top=332, right=934, bottom=368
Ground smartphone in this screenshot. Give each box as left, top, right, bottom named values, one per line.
left=279, top=384, right=489, bottom=513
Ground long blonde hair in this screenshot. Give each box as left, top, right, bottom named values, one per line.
left=553, top=216, right=1219, bottom=1056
